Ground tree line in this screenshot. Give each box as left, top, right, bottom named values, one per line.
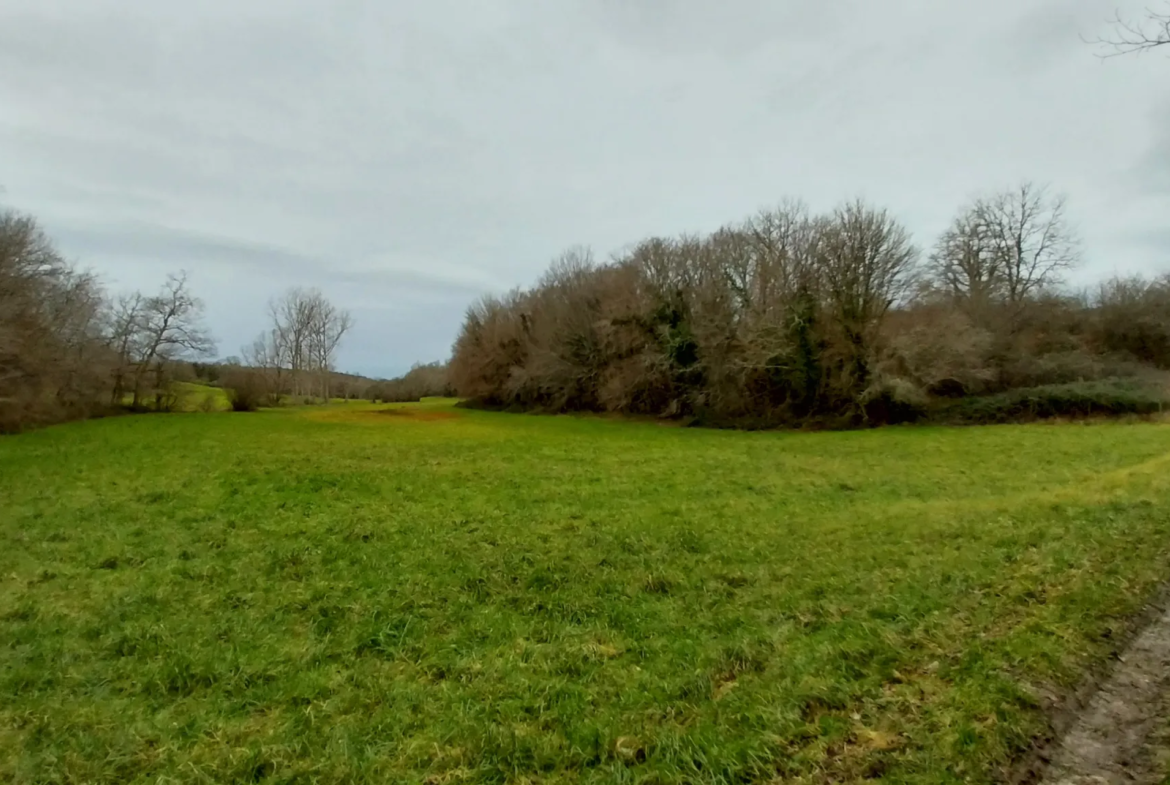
left=366, top=362, right=455, bottom=403
left=449, top=184, right=1170, bottom=427
left=0, top=206, right=355, bottom=431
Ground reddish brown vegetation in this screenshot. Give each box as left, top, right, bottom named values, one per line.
left=449, top=190, right=1170, bottom=427
left=0, top=210, right=216, bottom=431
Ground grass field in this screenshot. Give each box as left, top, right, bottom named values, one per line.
left=3, top=401, right=1170, bottom=783
left=176, top=382, right=232, bottom=412
left=119, top=382, right=233, bottom=413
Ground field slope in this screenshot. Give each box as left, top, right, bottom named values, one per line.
left=2, top=402, right=1170, bottom=783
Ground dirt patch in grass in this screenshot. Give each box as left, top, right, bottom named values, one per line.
left=1138, top=693, right=1170, bottom=784
left=301, top=406, right=461, bottom=424
left=374, top=407, right=458, bottom=422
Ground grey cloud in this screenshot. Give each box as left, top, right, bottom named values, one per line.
left=2, top=0, right=1168, bottom=376
left=52, top=222, right=496, bottom=297
left=571, top=0, right=831, bottom=58
left=1130, top=226, right=1170, bottom=260
left=1006, top=0, right=1106, bottom=62
left=1132, top=100, right=1170, bottom=194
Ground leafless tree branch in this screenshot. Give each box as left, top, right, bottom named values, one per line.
left=1091, top=6, right=1170, bottom=57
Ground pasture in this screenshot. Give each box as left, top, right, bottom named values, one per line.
left=2, top=401, right=1169, bottom=783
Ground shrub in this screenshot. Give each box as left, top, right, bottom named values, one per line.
left=222, top=369, right=266, bottom=412
left=861, top=376, right=929, bottom=425
left=997, top=349, right=1147, bottom=389
left=883, top=307, right=995, bottom=396
left=371, top=362, right=454, bottom=403
left=1088, top=275, right=1170, bottom=369
left=933, top=380, right=1169, bottom=424
left=227, top=387, right=261, bottom=412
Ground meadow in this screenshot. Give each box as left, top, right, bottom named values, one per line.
left=176, top=382, right=233, bottom=412
left=2, top=401, right=1170, bottom=783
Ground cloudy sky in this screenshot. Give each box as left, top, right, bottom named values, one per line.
left=2, top=0, right=1167, bottom=377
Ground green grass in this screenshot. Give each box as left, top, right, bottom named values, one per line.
left=176, top=382, right=232, bottom=412
left=2, top=402, right=1170, bottom=783
left=120, top=382, right=232, bottom=412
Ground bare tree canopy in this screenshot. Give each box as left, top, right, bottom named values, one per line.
left=927, top=183, right=1079, bottom=313
left=448, top=182, right=1170, bottom=427
left=1, top=198, right=373, bottom=428
left=240, top=328, right=288, bottom=406
left=817, top=200, right=919, bottom=327
left=122, top=272, right=216, bottom=409
left=982, top=183, right=1080, bottom=304
left=1095, top=5, right=1170, bottom=56
left=5, top=176, right=1169, bottom=434
left=140, top=273, right=216, bottom=362
left=929, top=209, right=1001, bottom=308
left=815, top=201, right=920, bottom=399
left=267, top=287, right=353, bottom=400
left=0, top=209, right=112, bottom=429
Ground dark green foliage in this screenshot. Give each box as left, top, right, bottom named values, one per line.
left=865, top=386, right=929, bottom=425
left=936, top=380, right=1169, bottom=424
left=223, top=369, right=265, bottom=412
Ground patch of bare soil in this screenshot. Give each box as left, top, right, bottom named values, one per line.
left=374, top=408, right=458, bottom=422
left=1137, top=691, right=1170, bottom=784
left=1035, top=599, right=1170, bottom=785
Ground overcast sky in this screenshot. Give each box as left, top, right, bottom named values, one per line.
left=2, top=0, right=1167, bottom=377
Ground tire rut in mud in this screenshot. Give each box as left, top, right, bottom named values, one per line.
left=1038, top=602, right=1170, bottom=784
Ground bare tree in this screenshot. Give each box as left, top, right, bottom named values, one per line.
left=1095, top=5, right=1170, bottom=56
left=128, top=272, right=216, bottom=409
left=268, top=287, right=352, bottom=401
left=307, top=298, right=353, bottom=400
left=448, top=289, right=532, bottom=404
left=927, top=183, right=1078, bottom=321
left=242, top=328, right=288, bottom=405
left=269, top=288, right=318, bottom=397
left=0, top=212, right=59, bottom=396
left=1091, top=273, right=1170, bottom=367
left=928, top=207, right=1002, bottom=310
left=0, top=209, right=114, bottom=429
left=108, top=292, right=144, bottom=405
left=978, top=183, right=1079, bottom=306
left=734, top=202, right=824, bottom=402
left=445, top=190, right=1159, bottom=427
left=2, top=203, right=371, bottom=427
left=815, top=200, right=920, bottom=400
left=739, top=200, right=819, bottom=317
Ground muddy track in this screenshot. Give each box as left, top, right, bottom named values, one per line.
left=1030, top=595, right=1170, bottom=785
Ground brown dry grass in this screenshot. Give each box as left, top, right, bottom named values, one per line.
left=302, top=403, right=462, bottom=425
